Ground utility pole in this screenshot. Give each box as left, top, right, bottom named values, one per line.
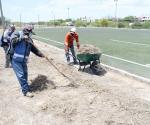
left=67, top=8, right=70, bottom=19
left=37, top=14, right=39, bottom=28
left=51, top=11, right=55, bottom=26
left=0, top=0, right=5, bottom=30
left=114, top=0, right=118, bottom=28
left=19, top=14, right=22, bottom=28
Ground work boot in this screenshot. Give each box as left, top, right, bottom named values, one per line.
left=24, top=92, right=34, bottom=98
left=5, top=64, right=10, bottom=68
left=67, top=60, right=71, bottom=65
left=5, top=63, right=12, bottom=68
left=5, top=66, right=9, bottom=68
left=5, top=65, right=12, bottom=68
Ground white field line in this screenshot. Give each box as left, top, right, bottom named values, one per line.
left=34, top=35, right=64, bottom=45
left=101, top=63, right=150, bottom=83
left=35, top=35, right=150, bottom=69
left=145, top=64, right=150, bottom=67
left=103, top=54, right=150, bottom=68
left=110, top=39, right=150, bottom=47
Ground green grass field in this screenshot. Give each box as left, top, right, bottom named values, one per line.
left=34, top=27, right=150, bottom=79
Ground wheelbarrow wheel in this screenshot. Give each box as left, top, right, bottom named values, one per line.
left=91, top=61, right=102, bottom=75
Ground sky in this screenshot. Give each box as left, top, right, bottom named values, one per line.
left=2, top=0, right=150, bottom=22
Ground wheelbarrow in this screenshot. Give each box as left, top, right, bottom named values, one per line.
left=77, top=53, right=102, bottom=75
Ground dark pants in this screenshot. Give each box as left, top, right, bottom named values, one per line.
left=11, top=60, right=29, bottom=95
left=65, top=45, right=77, bottom=63
left=3, top=45, right=11, bottom=68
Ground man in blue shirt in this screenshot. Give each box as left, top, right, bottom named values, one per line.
left=10, top=25, right=45, bottom=97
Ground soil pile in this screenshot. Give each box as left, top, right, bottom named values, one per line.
left=30, top=74, right=56, bottom=92
left=77, top=44, right=101, bottom=54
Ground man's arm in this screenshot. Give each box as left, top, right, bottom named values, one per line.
left=64, top=33, right=70, bottom=51
left=31, top=43, right=45, bottom=57
left=74, top=33, right=80, bottom=49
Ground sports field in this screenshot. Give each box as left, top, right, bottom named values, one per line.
left=34, top=27, right=150, bottom=79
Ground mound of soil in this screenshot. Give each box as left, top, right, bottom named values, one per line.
left=77, top=44, right=101, bottom=54
left=30, top=74, right=56, bottom=92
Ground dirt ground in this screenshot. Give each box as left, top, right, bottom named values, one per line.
left=1, top=40, right=150, bottom=125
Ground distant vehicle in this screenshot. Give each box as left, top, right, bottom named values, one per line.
left=129, top=23, right=133, bottom=27
left=66, top=22, right=74, bottom=26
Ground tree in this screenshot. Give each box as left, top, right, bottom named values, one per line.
left=131, top=22, right=142, bottom=29
left=100, top=19, right=108, bottom=27
left=91, top=19, right=108, bottom=27
left=93, top=19, right=101, bottom=27
left=118, top=22, right=125, bottom=28
left=38, top=21, right=45, bottom=25
left=141, top=21, right=150, bottom=29
left=0, top=17, right=6, bottom=25
left=123, top=16, right=136, bottom=23
left=65, top=19, right=72, bottom=22
left=75, top=19, right=87, bottom=27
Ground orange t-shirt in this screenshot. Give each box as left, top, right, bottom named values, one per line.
left=65, top=32, right=79, bottom=47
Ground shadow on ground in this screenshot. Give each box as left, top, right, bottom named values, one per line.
left=67, top=62, right=107, bottom=76
left=80, top=66, right=107, bottom=76
left=30, top=74, right=56, bottom=92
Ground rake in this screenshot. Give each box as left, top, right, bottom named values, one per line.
left=44, top=56, right=78, bottom=87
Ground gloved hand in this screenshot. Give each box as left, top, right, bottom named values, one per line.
left=24, top=35, right=29, bottom=41
left=41, top=53, right=45, bottom=58
left=32, top=31, right=36, bottom=35
left=12, top=37, right=19, bottom=43
left=65, top=45, right=69, bottom=52
left=77, top=44, right=80, bottom=49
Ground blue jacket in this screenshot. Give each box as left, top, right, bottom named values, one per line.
left=10, top=31, right=43, bottom=63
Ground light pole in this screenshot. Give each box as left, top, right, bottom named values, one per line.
left=51, top=11, right=55, bottom=26
left=67, top=8, right=70, bottom=19
left=37, top=14, right=40, bottom=27
left=114, top=0, right=118, bottom=28
left=19, top=14, right=22, bottom=28
left=0, top=0, right=5, bottom=30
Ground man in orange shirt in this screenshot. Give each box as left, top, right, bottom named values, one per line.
left=64, top=27, right=80, bottom=64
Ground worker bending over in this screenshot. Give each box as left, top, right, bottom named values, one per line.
left=64, top=27, right=80, bottom=64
